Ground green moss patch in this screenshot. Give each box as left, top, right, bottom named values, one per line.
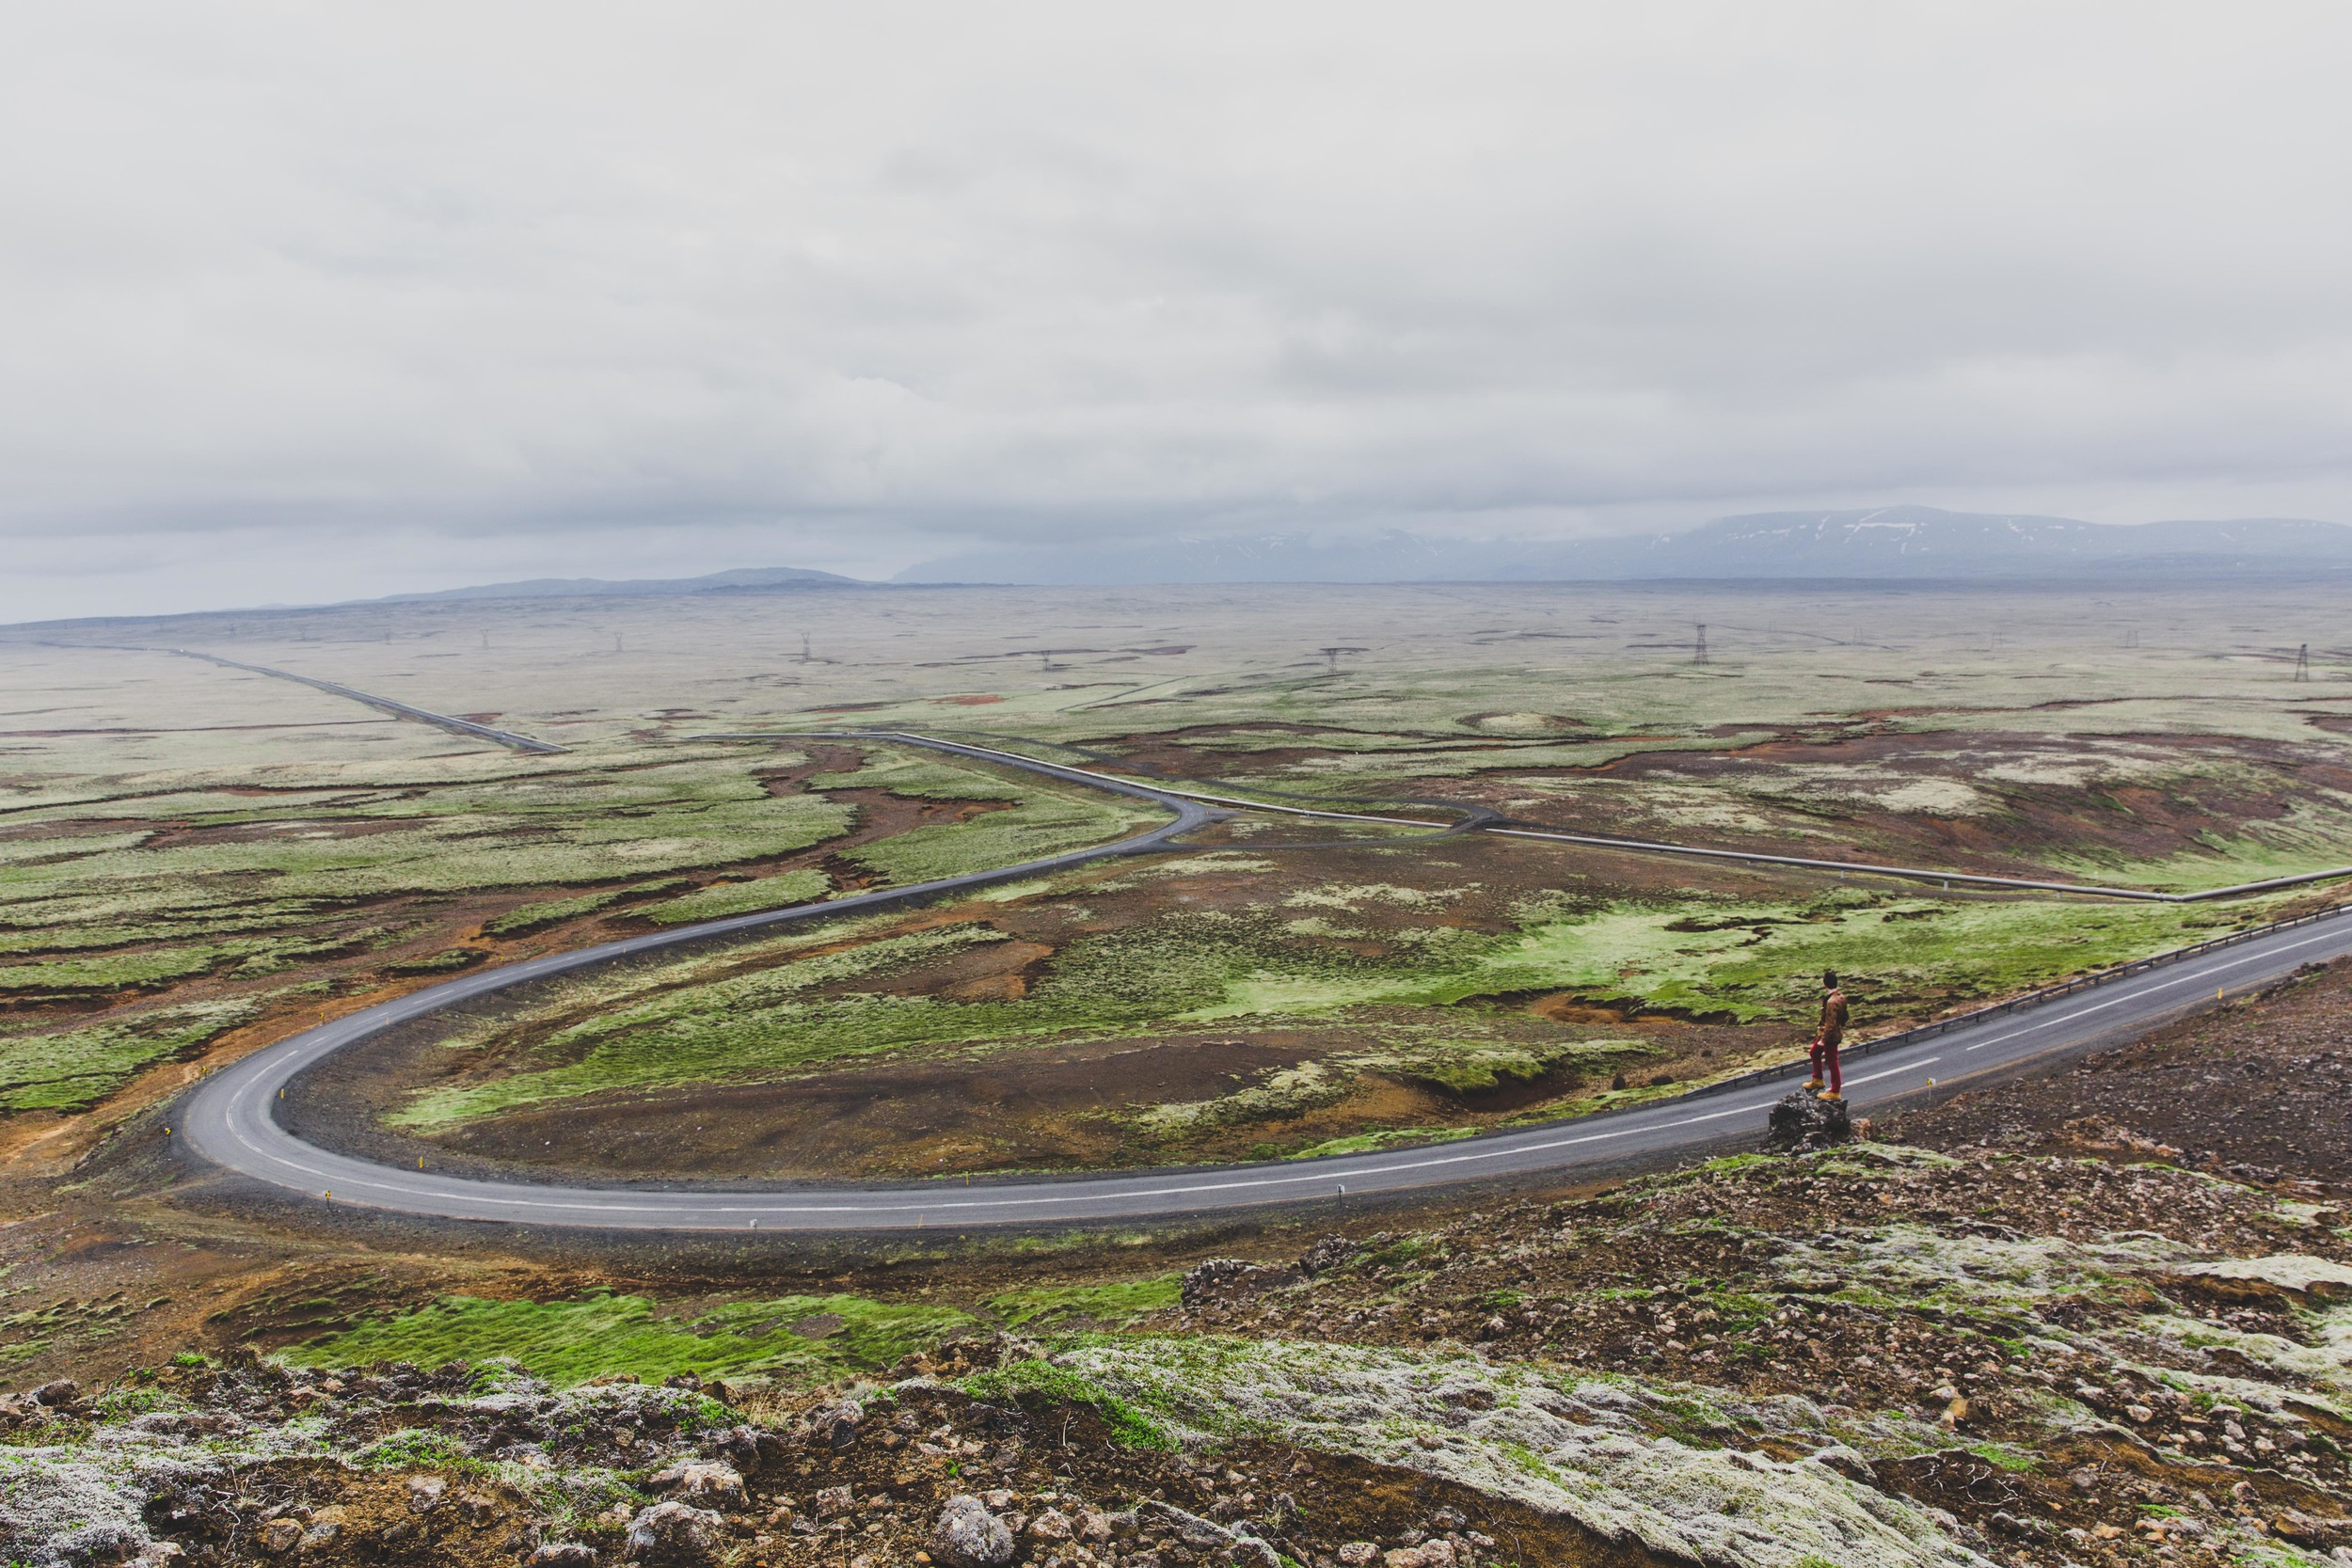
left=1283, top=1125, right=1482, bottom=1160
left=643, top=868, right=832, bottom=925
left=958, top=1359, right=1175, bottom=1449
left=283, top=1290, right=975, bottom=1388
left=483, top=889, right=639, bottom=936
left=985, top=1274, right=1184, bottom=1329
left=0, top=997, right=269, bottom=1111
left=812, top=750, right=1174, bottom=884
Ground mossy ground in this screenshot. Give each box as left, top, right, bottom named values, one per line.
left=379, top=850, right=2282, bottom=1172
left=8, top=584, right=2350, bottom=1157
left=282, top=1289, right=974, bottom=1388
left=0, top=739, right=1146, bottom=1117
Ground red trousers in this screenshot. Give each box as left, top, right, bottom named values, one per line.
left=1810, top=1035, right=1842, bottom=1093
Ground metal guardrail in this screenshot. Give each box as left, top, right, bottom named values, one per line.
left=1682, top=897, right=2352, bottom=1101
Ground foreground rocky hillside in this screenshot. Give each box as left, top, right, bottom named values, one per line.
left=7, top=964, right=2351, bottom=1568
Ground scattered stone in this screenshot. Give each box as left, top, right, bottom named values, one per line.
left=1339, top=1546, right=1380, bottom=1568
left=405, top=1475, right=446, bottom=1514
left=1297, top=1234, right=1359, bottom=1276
left=532, top=1545, right=598, bottom=1566
left=257, top=1517, right=303, bottom=1555
left=1991, top=1511, right=2057, bottom=1540
left=1182, top=1258, right=1263, bottom=1309
left=625, top=1501, right=724, bottom=1564
left=1028, top=1508, right=1073, bottom=1543
left=811, top=1399, right=863, bottom=1449
left=655, top=1461, right=747, bottom=1509
left=30, top=1380, right=77, bottom=1408
left=2276, top=1511, right=2344, bottom=1546
left=1388, top=1543, right=1456, bottom=1568
left=815, top=1485, right=855, bottom=1519
left=930, top=1495, right=1017, bottom=1568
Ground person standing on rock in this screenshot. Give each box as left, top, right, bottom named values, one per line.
left=1807, top=970, right=1848, bottom=1101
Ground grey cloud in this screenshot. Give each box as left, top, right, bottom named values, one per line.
left=5, top=2, right=2352, bottom=618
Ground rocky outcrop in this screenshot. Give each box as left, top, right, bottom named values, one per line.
left=1765, top=1087, right=1852, bottom=1152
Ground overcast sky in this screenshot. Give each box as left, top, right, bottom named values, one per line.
left=8, top=3, right=2352, bottom=619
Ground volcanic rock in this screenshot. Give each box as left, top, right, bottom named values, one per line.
left=1765, top=1088, right=1853, bottom=1152
left=625, top=1501, right=724, bottom=1563
left=930, top=1495, right=1016, bottom=1568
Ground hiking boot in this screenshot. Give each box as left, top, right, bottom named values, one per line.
left=1804, top=1078, right=1823, bottom=1092
left=1820, top=1091, right=1843, bottom=1102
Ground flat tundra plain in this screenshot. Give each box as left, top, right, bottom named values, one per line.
left=3, top=581, right=2352, bottom=1568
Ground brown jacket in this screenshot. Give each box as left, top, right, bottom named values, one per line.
left=1817, top=989, right=1849, bottom=1045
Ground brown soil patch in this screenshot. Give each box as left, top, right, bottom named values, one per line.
left=412, top=1002, right=1779, bottom=1182
left=1885, top=953, right=2352, bottom=1191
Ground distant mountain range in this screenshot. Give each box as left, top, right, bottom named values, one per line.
left=896, top=506, right=2352, bottom=584
left=362, top=565, right=863, bottom=603
left=310, top=507, right=2352, bottom=613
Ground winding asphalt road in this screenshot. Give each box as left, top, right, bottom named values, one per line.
left=177, top=735, right=2352, bottom=1232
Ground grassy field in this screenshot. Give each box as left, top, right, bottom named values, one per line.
left=0, top=713, right=1158, bottom=1113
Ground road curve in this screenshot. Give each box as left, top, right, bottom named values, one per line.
left=177, top=736, right=2352, bottom=1231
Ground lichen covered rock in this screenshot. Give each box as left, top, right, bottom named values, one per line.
left=1052, top=1336, right=1992, bottom=1568
left=930, top=1493, right=1016, bottom=1568
left=624, top=1499, right=723, bottom=1562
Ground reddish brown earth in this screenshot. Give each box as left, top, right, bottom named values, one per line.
left=1882, top=953, right=2352, bottom=1191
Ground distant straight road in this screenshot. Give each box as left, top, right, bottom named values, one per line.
left=161, top=649, right=570, bottom=754
left=175, top=733, right=2352, bottom=1232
